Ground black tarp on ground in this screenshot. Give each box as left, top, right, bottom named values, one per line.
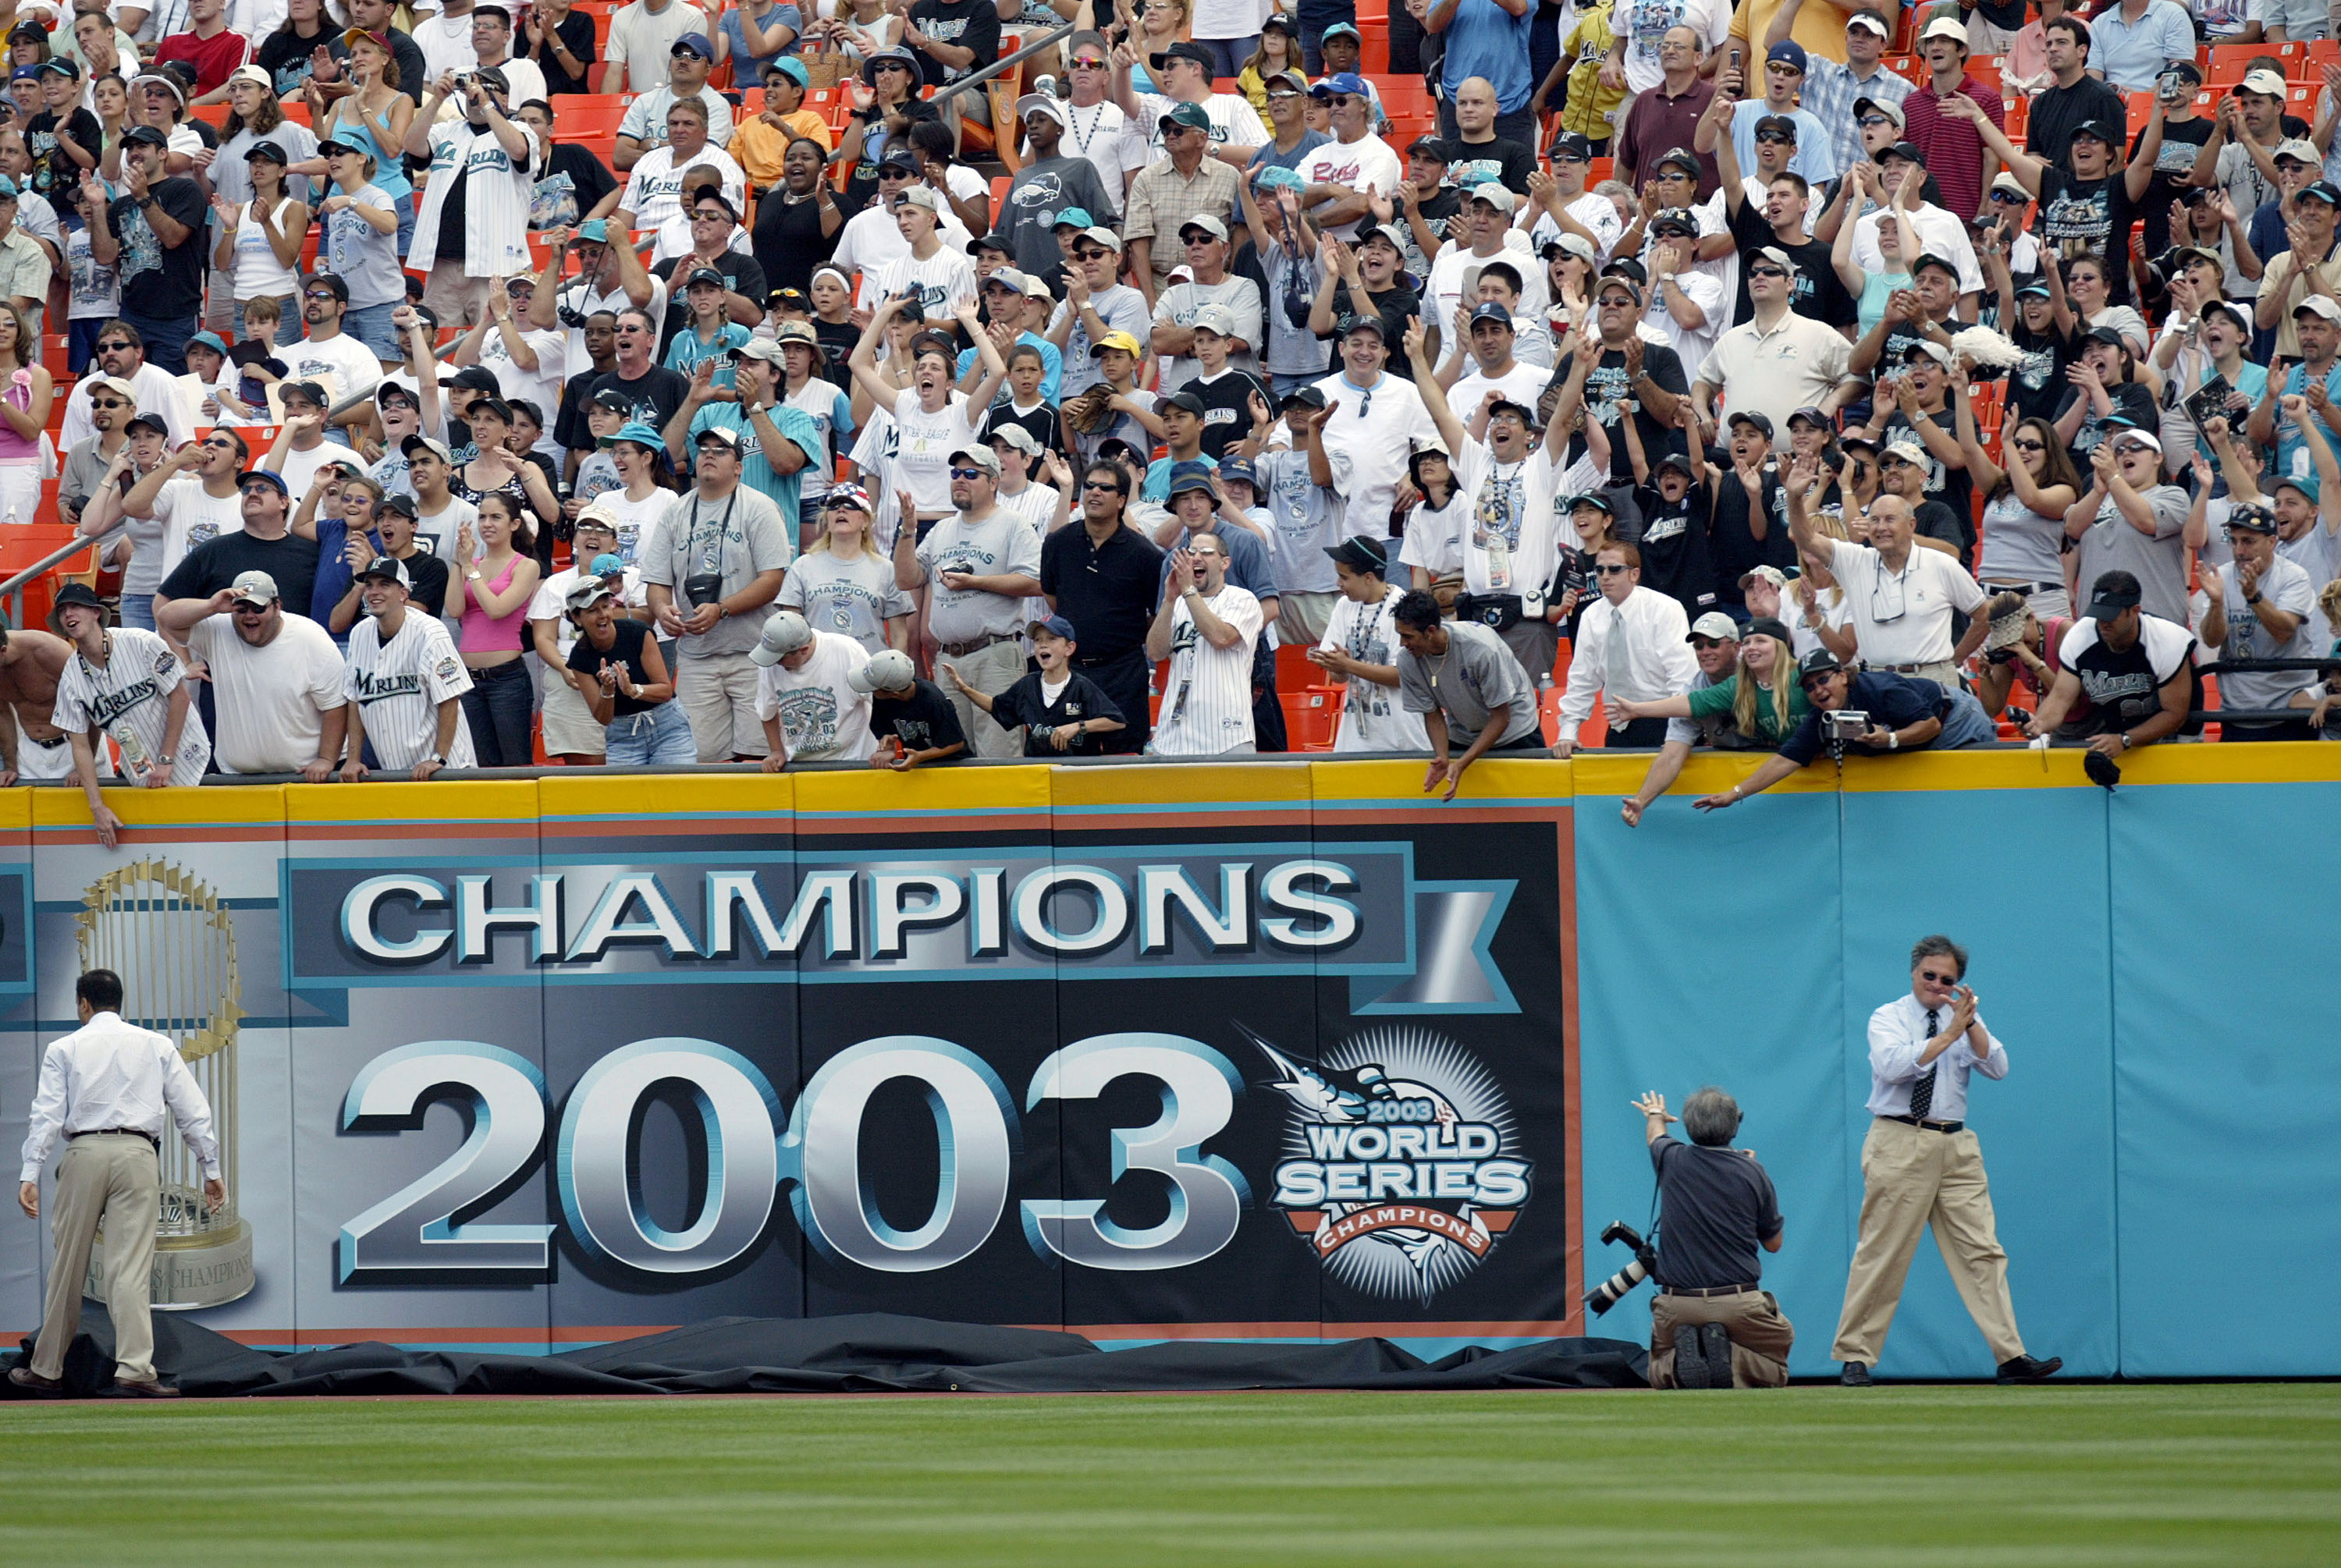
left=7, top=1311, right=1648, bottom=1397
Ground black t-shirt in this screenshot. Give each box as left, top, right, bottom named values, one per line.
left=905, top=0, right=1000, bottom=90
left=1778, top=671, right=1949, bottom=764
left=1650, top=1134, right=1782, bottom=1290
left=108, top=177, right=209, bottom=323
left=1880, top=410, right=1973, bottom=556
left=651, top=249, right=769, bottom=342
left=531, top=141, right=619, bottom=232
left=992, top=669, right=1126, bottom=755
left=390, top=548, right=452, bottom=617
left=814, top=318, right=857, bottom=392
left=868, top=676, right=968, bottom=754
left=386, top=27, right=431, bottom=108
left=1707, top=462, right=1792, bottom=608
left=1321, top=282, right=1423, bottom=380
left=254, top=23, right=350, bottom=95
left=2133, top=113, right=2215, bottom=260
left=844, top=98, right=941, bottom=211
left=589, top=366, right=692, bottom=434
left=979, top=400, right=1064, bottom=460
left=1186, top=367, right=1271, bottom=462
left=1727, top=199, right=1856, bottom=328
left=1559, top=341, right=1690, bottom=484
left=2025, top=75, right=2128, bottom=168
left=1444, top=135, right=1535, bottom=195
left=25, top=107, right=101, bottom=199
left=2008, top=322, right=2076, bottom=427
left=2063, top=612, right=2198, bottom=736
left=159, top=529, right=325, bottom=619
left=2053, top=379, right=2157, bottom=460
left=559, top=617, right=658, bottom=715
left=531, top=10, right=600, bottom=98
left=1632, top=479, right=1718, bottom=618
left=435, top=165, right=472, bottom=262
left=1039, top=522, right=1165, bottom=665
left=751, top=187, right=844, bottom=297
left=2034, top=168, right=2143, bottom=305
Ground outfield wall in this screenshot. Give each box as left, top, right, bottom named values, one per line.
left=0, top=747, right=2332, bottom=1377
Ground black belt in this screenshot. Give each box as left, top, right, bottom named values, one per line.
left=1883, top=1113, right=1964, bottom=1133
left=1862, top=662, right=1944, bottom=674
left=22, top=731, right=66, bottom=749
left=1661, top=1282, right=1761, bottom=1299
left=1984, top=580, right=2062, bottom=595
left=73, top=1127, right=160, bottom=1151
left=937, top=632, right=1019, bottom=658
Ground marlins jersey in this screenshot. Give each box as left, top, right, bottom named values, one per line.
left=1150, top=583, right=1263, bottom=756
left=50, top=628, right=212, bottom=785
left=343, top=611, right=479, bottom=770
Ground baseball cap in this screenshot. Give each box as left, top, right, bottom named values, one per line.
left=2242, top=68, right=2289, bottom=97
left=1786, top=406, right=1830, bottom=431
left=1321, top=21, right=1362, bottom=42
left=824, top=484, right=873, bottom=514
left=670, top=33, right=713, bottom=59
left=1052, top=207, right=1096, bottom=232
left=1652, top=449, right=1700, bottom=479
left=748, top=609, right=814, bottom=666
left=1157, top=101, right=1213, bottom=135
left=1028, top=614, right=1078, bottom=642
left=1902, top=339, right=1953, bottom=369
left=1740, top=564, right=1794, bottom=592
left=898, top=186, right=943, bottom=214
left=565, top=576, right=617, bottom=614
left=1567, top=491, right=1615, bottom=515
left=1282, top=385, right=1329, bottom=411
left=1358, top=222, right=1408, bottom=254
left=988, top=423, right=1042, bottom=457
left=2109, top=427, right=2162, bottom=455
left=1091, top=329, right=1143, bottom=359
left=1881, top=139, right=1926, bottom=165
left=1467, top=300, right=1516, bottom=332
left=2299, top=180, right=2341, bottom=208
left=84, top=374, right=137, bottom=403
left=1486, top=396, right=1540, bottom=428
left=2081, top=325, right=2130, bottom=348
left=1325, top=535, right=1388, bottom=574
left=1551, top=132, right=1596, bottom=162
left=1260, top=67, right=1309, bottom=94
left=1753, top=114, right=1799, bottom=142
left=1337, top=311, right=1387, bottom=339
left=1150, top=40, right=1214, bottom=72
left=357, top=555, right=411, bottom=588
left=572, top=502, right=620, bottom=535
left=1744, top=616, right=1795, bottom=647
left=1797, top=647, right=1845, bottom=683
left=123, top=410, right=171, bottom=437
left=2070, top=119, right=2123, bottom=148
left=1014, top=92, right=1067, bottom=126
left=449, top=365, right=501, bottom=393
left=766, top=55, right=811, bottom=87
left=1917, top=14, right=1969, bottom=43
left=1880, top=438, right=1931, bottom=466
left=1855, top=96, right=1906, bottom=130
left=2295, top=294, right=2341, bottom=323
left=1080, top=225, right=1124, bottom=252
left=1654, top=147, right=1703, bottom=179
left=1409, top=134, right=1452, bottom=161
left=1178, top=212, right=1230, bottom=243
left=2226, top=501, right=2281, bottom=534
left=1650, top=206, right=1700, bottom=236
left=848, top=647, right=918, bottom=694
left=1465, top=183, right=1518, bottom=213
left=1765, top=41, right=1808, bottom=70
left=1687, top=611, right=1742, bottom=641
left=684, top=265, right=728, bottom=290
left=121, top=124, right=169, bottom=149
left=1847, top=7, right=1892, bottom=34
left=2084, top=571, right=2143, bottom=619
left=947, top=445, right=1003, bottom=477
left=1727, top=410, right=1775, bottom=438
left=1310, top=71, right=1373, bottom=99
left=2276, top=471, right=2322, bottom=502
left=692, top=425, right=744, bottom=451
left=229, top=570, right=280, bottom=606
left=1191, top=303, right=1238, bottom=337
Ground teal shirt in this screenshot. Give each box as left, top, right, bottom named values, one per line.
left=687, top=400, right=824, bottom=537
left=1686, top=674, right=1810, bottom=743
left=665, top=321, right=754, bottom=389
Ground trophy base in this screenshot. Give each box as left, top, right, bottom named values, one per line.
left=83, top=1219, right=256, bottom=1311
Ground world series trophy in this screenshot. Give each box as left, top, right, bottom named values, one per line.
left=75, top=860, right=254, bottom=1309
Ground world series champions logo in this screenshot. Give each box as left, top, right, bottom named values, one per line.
left=1249, top=1024, right=1532, bottom=1304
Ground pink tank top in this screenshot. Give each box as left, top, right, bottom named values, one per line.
left=0, top=372, right=41, bottom=464
left=460, top=556, right=526, bottom=654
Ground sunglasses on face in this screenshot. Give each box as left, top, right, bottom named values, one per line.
left=1593, top=562, right=1632, bottom=576
left=90, top=397, right=126, bottom=409
left=2114, top=442, right=2152, bottom=456
left=1990, top=190, right=2027, bottom=201
left=1879, top=455, right=1913, bottom=469
left=1556, top=150, right=1587, bottom=164
left=1919, top=968, right=1959, bottom=984
left=97, top=339, right=131, bottom=353
left=2010, top=437, right=2045, bottom=452
left=1071, top=57, right=1107, bottom=69
left=1754, top=129, right=1792, bottom=144
left=201, top=437, right=236, bottom=450
left=1689, top=637, right=1731, bottom=650
left=1749, top=266, right=1788, bottom=280
left=1859, top=115, right=1892, bottom=128
left=1082, top=479, right=1123, bottom=493
left=948, top=466, right=989, bottom=480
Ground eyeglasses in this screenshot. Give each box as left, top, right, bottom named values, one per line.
left=1748, top=266, right=1788, bottom=280
left=1918, top=968, right=1959, bottom=984
left=948, top=466, right=989, bottom=480
left=1593, top=562, right=1632, bottom=576
left=89, top=397, right=126, bottom=409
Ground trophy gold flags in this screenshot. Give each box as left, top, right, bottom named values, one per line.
left=75, top=860, right=254, bottom=1309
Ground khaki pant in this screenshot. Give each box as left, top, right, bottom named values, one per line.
left=421, top=261, right=492, bottom=329
left=1831, top=1116, right=2027, bottom=1367
left=1648, top=1288, right=1794, bottom=1389
left=1277, top=591, right=1339, bottom=647
left=539, top=668, right=608, bottom=758
left=677, top=649, right=769, bottom=761
left=32, top=1133, right=162, bottom=1384
left=937, top=637, right=1027, bottom=759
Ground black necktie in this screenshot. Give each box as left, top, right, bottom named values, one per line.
left=1910, top=1009, right=1940, bottom=1120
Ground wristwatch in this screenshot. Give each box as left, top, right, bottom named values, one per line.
left=425, top=753, right=445, bottom=767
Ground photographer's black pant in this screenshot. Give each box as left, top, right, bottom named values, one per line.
left=1649, top=1290, right=1794, bottom=1389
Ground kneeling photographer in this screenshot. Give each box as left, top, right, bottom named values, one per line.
left=1633, top=1089, right=1792, bottom=1389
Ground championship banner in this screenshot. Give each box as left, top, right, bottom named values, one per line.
left=0, top=764, right=1580, bottom=1356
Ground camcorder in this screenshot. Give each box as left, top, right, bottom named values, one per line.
left=1823, top=709, right=1870, bottom=742
left=1583, top=1220, right=1659, bottom=1317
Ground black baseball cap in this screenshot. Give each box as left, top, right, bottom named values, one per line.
left=1325, top=535, right=1388, bottom=574
left=2086, top=570, right=2144, bottom=618
left=1798, top=647, right=1845, bottom=684
left=1728, top=410, right=1774, bottom=438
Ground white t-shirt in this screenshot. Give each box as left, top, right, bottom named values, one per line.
left=50, top=626, right=211, bottom=784
left=1611, top=0, right=1732, bottom=94
left=596, top=488, right=669, bottom=568
left=189, top=612, right=346, bottom=775
left=870, top=246, right=979, bottom=328
left=528, top=562, right=645, bottom=661
left=278, top=442, right=361, bottom=513
left=833, top=203, right=977, bottom=305
left=889, top=388, right=982, bottom=516
left=1151, top=582, right=1263, bottom=755
left=1824, top=536, right=1987, bottom=667
left=1297, top=133, right=1404, bottom=242
left=414, top=496, right=481, bottom=569
left=1322, top=590, right=1430, bottom=753
left=343, top=608, right=478, bottom=770
left=604, top=0, right=714, bottom=94
left=1446, top=363, right=1552, bottom=425
left=754, top=628, right=876, bottom=761
left=1133, top=89, right=1261, bottom=161
left=1425, top=237, right=1549, bottom=346
left=1309, top=369, right=1441, bottom=542
left=478, top=325, right=568, bottom=442
left=149, top=477, right=245, bottom=583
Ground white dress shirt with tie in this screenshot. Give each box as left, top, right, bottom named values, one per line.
left=19, top=1011, right=223, bottom=1184
left=1558, top=583, right=1697, bottom=730
left=1864, top=992, right=2009, bottom=1122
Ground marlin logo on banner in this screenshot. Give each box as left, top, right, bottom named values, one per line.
left=1252, top=1024, right=1533, bottom=1304
left=302, top=844, right=1519, bottom=1014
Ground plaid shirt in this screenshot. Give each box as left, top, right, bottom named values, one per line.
left=1802, top=58, right=1911, bottom=177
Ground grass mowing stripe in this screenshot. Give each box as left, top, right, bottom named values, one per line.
left=0, top=1386, right=2334, bottom=1567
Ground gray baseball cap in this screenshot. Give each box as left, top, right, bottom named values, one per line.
left=748, top=609, right=814, bottom=667
left=229, top=569, right=280, bottom=606
left=848, top=647, right=918, bottom=694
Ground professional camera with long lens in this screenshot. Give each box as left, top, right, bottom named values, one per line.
left=1584, top=1220, right=1659, bottom=1316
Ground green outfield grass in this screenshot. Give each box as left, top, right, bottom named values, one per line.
left=1, top=1384, right=2335, bottom=1566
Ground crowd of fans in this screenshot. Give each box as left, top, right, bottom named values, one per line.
left=0, top=0, right=2332, bottom=815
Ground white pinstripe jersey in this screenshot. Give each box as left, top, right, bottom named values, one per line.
left=1149, top=583, right=1262, bottom=757
left=50, top=629, right=212, bottom=785
left=343, top=610, right=478, bottom=771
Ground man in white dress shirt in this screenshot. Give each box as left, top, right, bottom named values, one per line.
left=1553, top=540, right=1697, bottom=756
left=1786, top=463, right=1989, bottom=692
left=13, top=968, right=226, bottom=1399
left=1831, top=936, right=2063, bottom=1389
